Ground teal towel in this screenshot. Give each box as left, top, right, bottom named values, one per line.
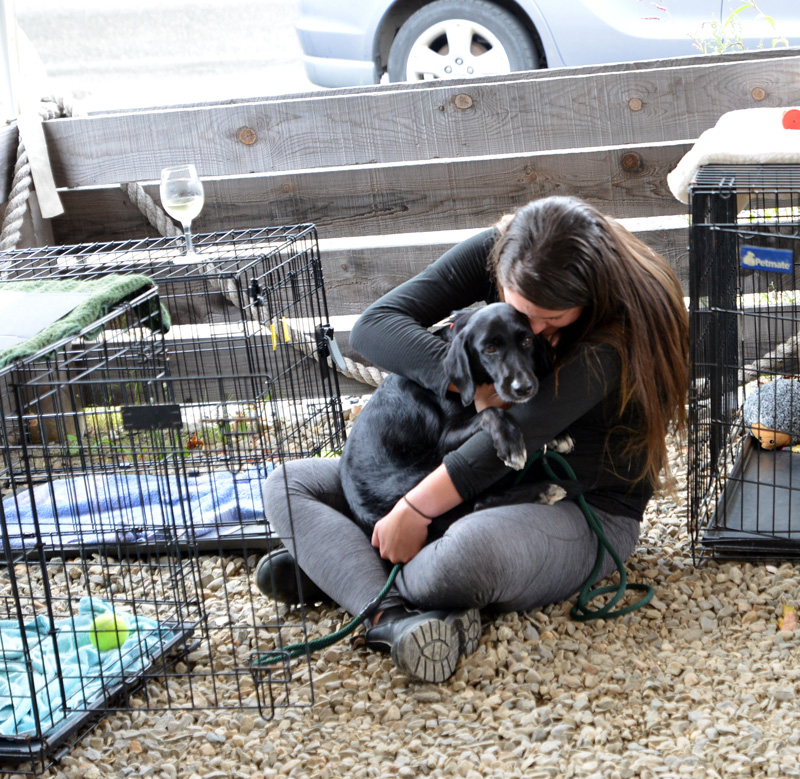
left=0, top=275, right=171, bottom=369
left=0, top=597, right=176, bottom=737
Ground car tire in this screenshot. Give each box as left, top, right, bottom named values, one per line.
left=387, top=0, right=540, bottom=83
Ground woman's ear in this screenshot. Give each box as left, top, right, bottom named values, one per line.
left=443, top=328, right=476, bottom=406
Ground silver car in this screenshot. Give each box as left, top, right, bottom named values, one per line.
left=296, top=0, right=800, bottom=88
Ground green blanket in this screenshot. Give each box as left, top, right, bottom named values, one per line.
left=0, top=274, right=171, bottom=369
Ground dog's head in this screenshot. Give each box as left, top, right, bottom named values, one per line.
left=443, top=303, right=553, bottom=407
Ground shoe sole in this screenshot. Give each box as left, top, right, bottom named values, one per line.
left=391, top=608, right=481, bottom=683
left=446, top=608, right=481, bottom=658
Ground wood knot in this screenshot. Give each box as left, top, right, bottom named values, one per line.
left=621, top=152, right=642, bottom=172
left=627, top=97, right=643, bottom=112
left=238, top=127, right=258, bottom=145
left=452, top=94, right=474, bottom=110
left=751, top=87, right=766, bottom=102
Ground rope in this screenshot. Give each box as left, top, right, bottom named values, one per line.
left=281, top=318, right=388, bottom=388
left=121, top=182, right=182, bottom=239
left=0, top=136, right=33, bottom=252
left=0, top=96, right=72, bottom=254
left=253, top=563, right=402, bottom=666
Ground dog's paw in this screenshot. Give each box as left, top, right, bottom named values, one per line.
left=502, top=447, right=528, bottom=471
left=548, top=435, right=575, bottom=454
left=537, top=484, right=567, bottom=505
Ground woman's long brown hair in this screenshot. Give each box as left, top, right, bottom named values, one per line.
left=490, top=196, right=689, bottom=489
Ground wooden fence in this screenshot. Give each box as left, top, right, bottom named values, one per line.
left=2, top=47, right=800, bottom=392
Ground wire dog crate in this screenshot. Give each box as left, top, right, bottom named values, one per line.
left=0, top=231, right=349, bottom=773
left=0, top=227, right=347, bottom=551
left=0, top=289, right=205, bottom=773
left=689, top=164, right=800, bottom=561
left=0, top=225, right=345, bottom=408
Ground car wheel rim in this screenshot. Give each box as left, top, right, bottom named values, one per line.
left=404, top=19, right=512, bottom=81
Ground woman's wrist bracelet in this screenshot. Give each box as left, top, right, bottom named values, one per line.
left=403, top=495, right=435, bottom=521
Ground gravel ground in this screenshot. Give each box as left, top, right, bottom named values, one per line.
left=9, top=415, right=800, bottom=779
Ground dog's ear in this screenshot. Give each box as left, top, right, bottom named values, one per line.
left=443, top=327, right=477, bottom=406
left=444, top=309, right=475, bottom=342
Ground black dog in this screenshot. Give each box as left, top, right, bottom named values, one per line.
left=340, top=302, right=567, bottom=534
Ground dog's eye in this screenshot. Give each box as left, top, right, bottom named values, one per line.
left=484, top=344, right=498, bottom=354
left=521, top=336, right=533, bottom=347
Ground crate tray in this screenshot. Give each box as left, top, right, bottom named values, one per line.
left=705, top=436, right=800, bottom=558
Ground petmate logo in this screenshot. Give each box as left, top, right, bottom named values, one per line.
left=741, top=245, right=793, bottom=274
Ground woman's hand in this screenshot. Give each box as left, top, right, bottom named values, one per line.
left=371, top=465, right=464, bottom=563
left=371, top=499, right=430, bottom=563
left=472, top=382, right=512, bottom=413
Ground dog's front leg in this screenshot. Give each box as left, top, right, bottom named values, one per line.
left=478, top=408, right=527, bottom=470
left=438, top=415, right=487, bottom=454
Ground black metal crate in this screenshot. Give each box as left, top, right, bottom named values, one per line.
left=689, top=164, right=800, bottom=562
left=0, top=226, right=347, bottom=549
left=0, top=249, right=343, bottom=772
left=0, top=290, right=204, bottom=773
left=0, top=225, right=347, bottom=411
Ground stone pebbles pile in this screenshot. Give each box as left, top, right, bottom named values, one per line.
left=13, top=422, right=800, bottom=779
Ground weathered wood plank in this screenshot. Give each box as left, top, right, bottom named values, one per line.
left=44, top=53, right=800, bottom=188
left=90, top=46, right=800, bottom=113
left=51, top=140, right=691, bottom=245
left=317, top=224, right=689, bottom=316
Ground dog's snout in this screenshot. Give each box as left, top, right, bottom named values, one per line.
left=510, top=377, right=537, bottom=400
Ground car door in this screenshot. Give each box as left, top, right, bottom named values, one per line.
left=533, top=0, right=723, bottom=67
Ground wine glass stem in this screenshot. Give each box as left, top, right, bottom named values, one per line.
left=183, top=223, right=194, bottom=255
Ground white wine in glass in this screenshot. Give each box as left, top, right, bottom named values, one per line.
left=160, top=164, right=205, bottom=261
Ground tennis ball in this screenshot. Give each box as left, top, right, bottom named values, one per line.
left=89, top=612, right=130, bottom=652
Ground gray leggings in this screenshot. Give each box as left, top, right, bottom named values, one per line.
left=262, top=458, right=641, bottom=617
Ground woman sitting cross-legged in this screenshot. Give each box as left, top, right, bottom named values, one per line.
left=258, top=195, right=689, bottom=684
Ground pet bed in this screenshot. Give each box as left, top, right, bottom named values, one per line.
left=0, top=598, right=191, bottom=752
left=0, top=275, right=170, bottom=368
left=667, top=107, right=800, bottom=204
left=1, top=466, right=274, bottom=554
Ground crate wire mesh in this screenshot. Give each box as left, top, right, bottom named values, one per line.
left=689, top=164, right=800, bottom=562
left=0, top=225, right=344, bottom=410
left=0, top=289, right=206, bottom=773
left=0, top=226, right=347, bottom=548
left=0, top=229, right=349, bottom=773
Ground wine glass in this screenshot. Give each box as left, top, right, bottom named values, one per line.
left=160, top=165, right=205, bottom=262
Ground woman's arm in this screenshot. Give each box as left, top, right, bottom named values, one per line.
left=350, top=229, right=498, bottom=396
left=371, top=464, right=462, bottom=563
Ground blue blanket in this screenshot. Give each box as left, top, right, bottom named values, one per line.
left=0, top=598, right=180, bottom=737
left=1, top=467, right=271, bottom=551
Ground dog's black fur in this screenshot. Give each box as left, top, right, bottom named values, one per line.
left=340, top=302, right=558, bottom=534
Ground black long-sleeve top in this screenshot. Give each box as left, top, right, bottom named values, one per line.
left=349, top=229, right=652, bottom=520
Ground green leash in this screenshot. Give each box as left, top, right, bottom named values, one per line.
left=254, top=561, right=403, bottom=667
left=518, top=448, right=654, bottom=621
left=254, top=449, right=652, bottom=667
